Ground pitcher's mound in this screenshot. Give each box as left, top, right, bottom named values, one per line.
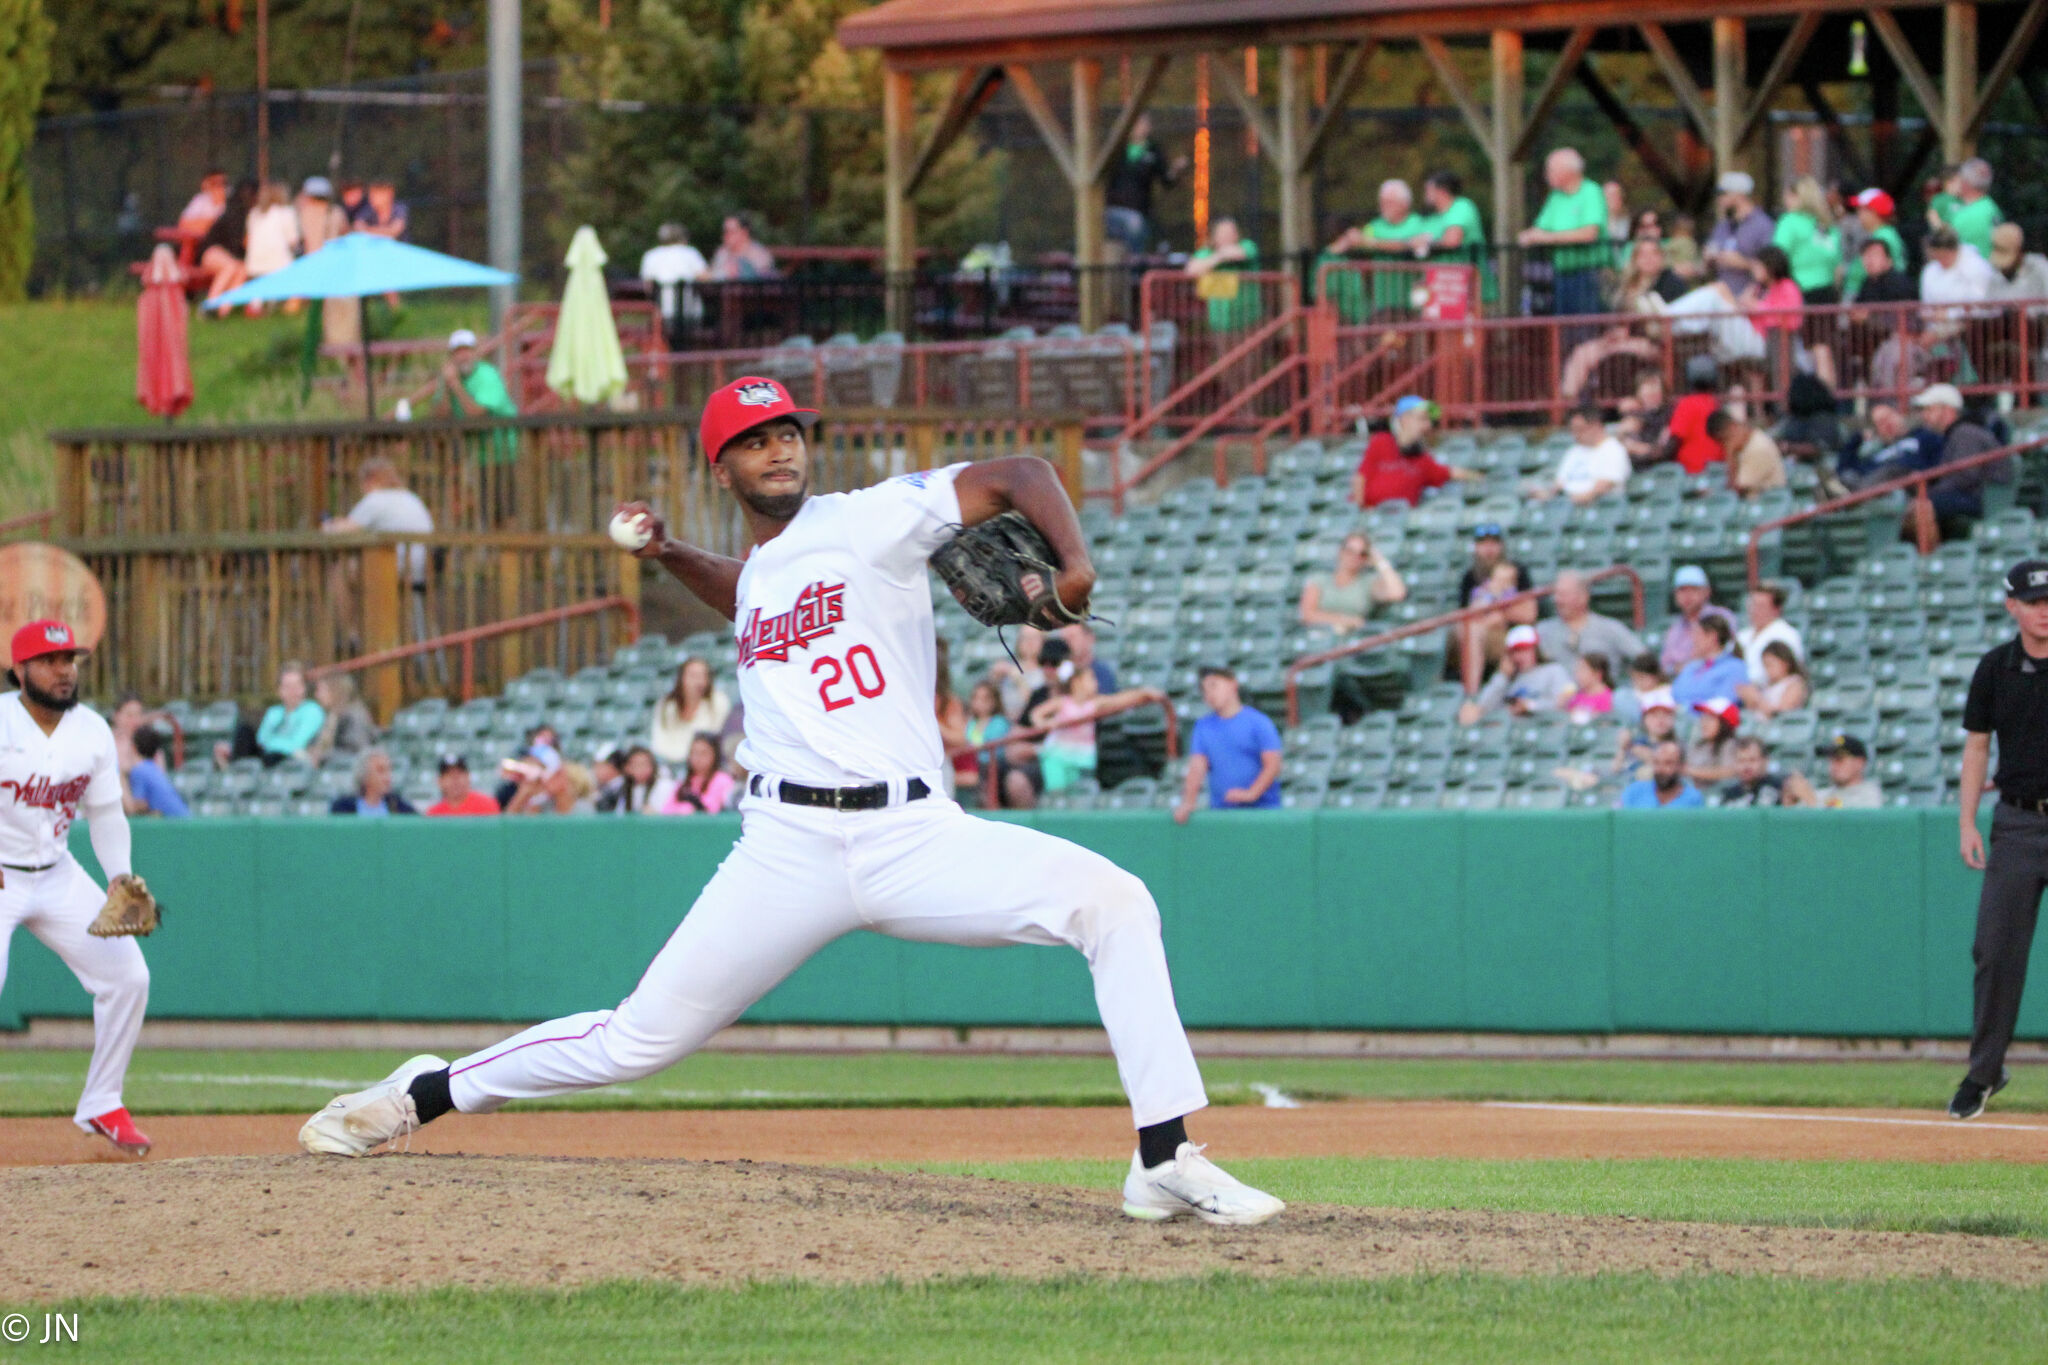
left=6, top=1154, right=2047, bottom=1302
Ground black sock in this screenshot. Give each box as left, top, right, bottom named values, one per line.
left=408, top=1068, right=454, bottom=1125
left=1137, top=1116, right=1188, bottom=1169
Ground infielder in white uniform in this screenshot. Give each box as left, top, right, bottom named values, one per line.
left=0, top=619, right=153, bottom=1156
left=303, top=377, right=1282, bottom=1225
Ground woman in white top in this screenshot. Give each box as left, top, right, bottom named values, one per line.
left=648, top=656, right=731, bottom=767
left=244, top=181, right=302, bottom=281
left=1737, top=641, right=1809, bottom=718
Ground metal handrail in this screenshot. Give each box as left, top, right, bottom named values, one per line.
left=946, top=688, right=1179, bottom=809
left=1283, top=564, right=1647, bottom=727
left=0, top=508, right=55, bottom=539
left=1109, top=339, right=1311, bottom=508
left=1744, top=434, right=2048, bottom=590
left=306, top=596, right=641, bottom=705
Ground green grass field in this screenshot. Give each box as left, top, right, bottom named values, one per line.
left=9, top=1276, right=2047, bottom=1365
left=0, top=1048, right=2025, bottom=1117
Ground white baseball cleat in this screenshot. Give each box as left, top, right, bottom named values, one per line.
left=1121, top=1142, right=1286, bottom=1226
left=298, top=1054, right=448, bottom=1157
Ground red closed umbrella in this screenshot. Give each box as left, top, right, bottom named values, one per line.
left=137, top=245, right=194, bottom=420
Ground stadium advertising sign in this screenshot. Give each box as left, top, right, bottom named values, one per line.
left=0, top=543, right=107, bottom=653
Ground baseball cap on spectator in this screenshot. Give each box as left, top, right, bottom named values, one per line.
left=1850, top=188, right=1895, bottom=218
left=437, top=753, right=469, bottom=773
left=1505, top=625, right=1539, bottom=653
left=2004, top=559, right=2048, bottom=602
left=1716, top=171, right=1755, bottom=197
left=10, top=619, right=85, bottom=668
left=1472, top=522, right=1505, bottom=542
left=1912, top=382, right=1964, bottom=411
left=447, top=328, right=480, bottom=351
left=698, top=375, right=820, bottom=464
left=1673, top=565, right=1710, bottom=590
left=1825, top=733, right=1869, bottom=760
left=1640, top=687, right=1676, bottom=714
left=1693, top=697, right=1740, bottom=730
left=301, top=176, right=335, bottom=199
left=1392, top=396, right=1440, bottom=421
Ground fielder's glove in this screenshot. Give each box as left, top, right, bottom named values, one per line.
left=930, top=511, right=1089, bottom=631
left=89, top=873, right=163, bottom=938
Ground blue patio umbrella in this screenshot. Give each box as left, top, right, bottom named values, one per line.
left=206, top=234, right=518, bottom=416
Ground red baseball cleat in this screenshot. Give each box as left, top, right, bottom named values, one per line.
left=86, top=1107, right=152, bottom=1157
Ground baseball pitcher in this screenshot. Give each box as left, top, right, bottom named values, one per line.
left=301, top=376, right=1283, bottom=1226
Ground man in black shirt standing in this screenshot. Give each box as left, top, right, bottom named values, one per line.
left=1952, top=559, right=2048, bottom=1118
left=1104, top=114, right=1187, bottom=259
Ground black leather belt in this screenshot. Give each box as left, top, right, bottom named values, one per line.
left=0, top=861, right=55, bottom=873
left=2002, top=795, right=2048, bottom=815
left=749, top=774, right=930, bottom=811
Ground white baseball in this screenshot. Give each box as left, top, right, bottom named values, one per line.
left=609, top=510, right=653, bottom=551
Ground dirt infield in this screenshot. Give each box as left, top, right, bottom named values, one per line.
left=6, top=1153, right=2047, bottom=1303
left=4, top=1099, right=2046, bottom=1169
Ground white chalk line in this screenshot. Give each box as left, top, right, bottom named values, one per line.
left=1485, top=1100, right=2048, bottom=1134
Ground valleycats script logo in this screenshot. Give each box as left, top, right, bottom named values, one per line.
left=0, top=773, right=92, bottom=839
left=738, top=580, right=846, bottom=666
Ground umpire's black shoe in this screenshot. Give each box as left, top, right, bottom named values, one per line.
left=1948, top=1069, right=2010, bottom=1120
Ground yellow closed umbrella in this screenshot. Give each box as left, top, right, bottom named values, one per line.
left=546, top=225, right=629, bottom=406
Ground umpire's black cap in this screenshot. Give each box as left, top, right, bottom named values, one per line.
left=2006, top=560, right=2048, bottom=602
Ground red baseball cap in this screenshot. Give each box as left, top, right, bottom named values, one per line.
left=697, top=376, right=818, bottom=464
left=10, top=619, right=86, bottom=668
left=1693, top=696, right=1741, bottom=730
left=1851, top=188, right=1895, bottom=218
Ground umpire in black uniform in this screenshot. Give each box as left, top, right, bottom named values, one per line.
left=1953, top=559, right=2048, bottom=1118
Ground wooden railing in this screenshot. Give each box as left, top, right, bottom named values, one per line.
left=1283, top=565, right=1647, bottom=726
left=65, top=531, right=640, bottom=712
left=47, top=408, right=1087, bottom=547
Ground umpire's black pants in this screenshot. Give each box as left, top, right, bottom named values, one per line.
left=1970, top=803, right=2048, bottom=1084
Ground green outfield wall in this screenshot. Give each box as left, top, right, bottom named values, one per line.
left=2, top=810, right=2036, bottom=1039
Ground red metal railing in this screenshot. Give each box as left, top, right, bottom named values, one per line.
left=0, top=508, right=56, bottom=539
left=947, top=688, right=1179, bottom=809
left=1283, top=565, right=1647, bottom=726
left=1745, top=434, right=2048, bottom=589
left=306, top=596, right=641, bottom=705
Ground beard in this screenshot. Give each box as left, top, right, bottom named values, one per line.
left=21, top=675, right=79, bottom=712
left=735, top=478, right=807, bottom=522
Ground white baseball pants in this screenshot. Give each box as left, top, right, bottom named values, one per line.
left=0, top=857, right=149, bottom=1126
left=449, top=792, right=1209, bottom=1129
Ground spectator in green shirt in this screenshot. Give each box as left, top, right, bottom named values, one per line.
left=1940, top=157, right=2003, bottom=258
left=1773, top=177, right=1843, bottom=303
left=1518, top=147, right=1609, bottom=316
left=1184, top=217, right=1262, bottom=332
left=1326, top=180, right=1429, bottom=316
left=1420, top=169, right=1495, bottom=305
left=396, top=327, right=521, bottom=522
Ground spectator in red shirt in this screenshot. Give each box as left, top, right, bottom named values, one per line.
left=1352, top=396, right=1479, bottom=508
left=1661, top=357, right=1726, bottom=475
left=426, top=754, right=501, bottom=816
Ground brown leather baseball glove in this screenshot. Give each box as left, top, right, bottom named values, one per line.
left=89, top=873, right=162, bottom=938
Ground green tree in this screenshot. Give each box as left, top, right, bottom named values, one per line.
left=0, top=0, right=53, bottom=300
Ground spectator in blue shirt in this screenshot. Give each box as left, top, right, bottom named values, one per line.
left=1174, top=666, right=1283, bottom=822
left=330, top=748, right=419, bottom=816
left=1619, top=739, right=1705, bottom=808
left=125, top=727, right=188, bottom=819
left=1670, top=614, right=1749, bottom=710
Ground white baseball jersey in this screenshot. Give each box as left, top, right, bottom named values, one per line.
left=730, top=463, right=965, bottom=787
left=0, top=692, right=121, bottom=867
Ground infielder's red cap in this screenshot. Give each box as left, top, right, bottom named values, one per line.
left=10, top=619, right=86, bottom=668
left=698, top=376, right=818, bottom=464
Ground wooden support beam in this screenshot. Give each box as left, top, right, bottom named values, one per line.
left=1736, top=11, right=1822, bottom=151
left=1004, top=64, right=1077, bottom=185
left=1638, top=23, right=1715, bottom=141
left=1490, top=29, right=1525, bottom=244
left=1512, top=25, right=1595, bottom=162
left=1277, top=45, right=1311, bottom=258
left=1944, top=3, right=1978, bottom=163
left=1072, top=58, right=1106, bottom=330
left=1090, top=54, right=1172, bottom=184
left=1867, top=10, right=1949, bottom=150
left=1300, top=40, right=1375, bottom=171
left=1576, top=62, right=1692, bottom=208
left=1965, top=0, right=2045, bottom=146
left=1711, top=17, right=1747, bottom=175
left=1418, top=35, right=1495, bottom=161
left=1208, top=50, right=1279, bottom=154
left=882, top=67, right=916, bottom=332
left=907, top=66, right=1003, bottom=197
